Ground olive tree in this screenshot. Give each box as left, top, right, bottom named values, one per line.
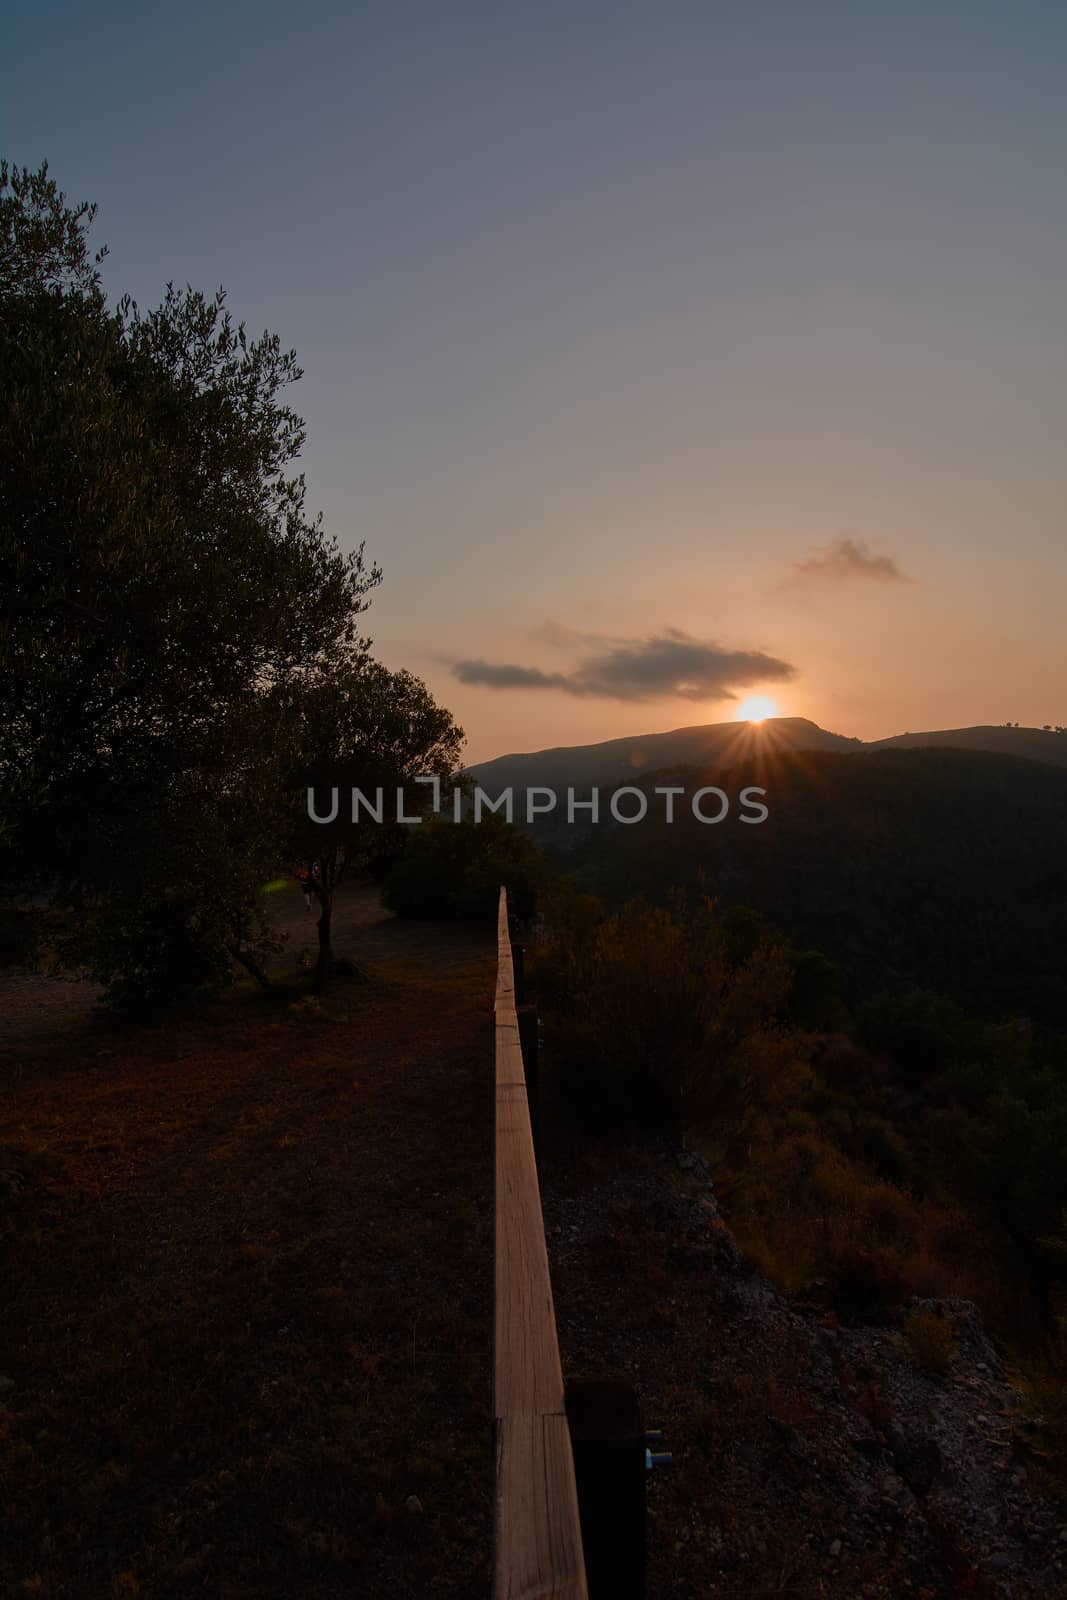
left=284, top=660, right=465, bottom=986
left=0, top=161, right=382, bottom=1006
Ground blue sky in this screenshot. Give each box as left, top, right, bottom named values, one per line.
left=6, top=1, right=1067, bottom=758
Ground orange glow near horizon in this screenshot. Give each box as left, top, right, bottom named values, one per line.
left=735, top=695, right=780, bottom=723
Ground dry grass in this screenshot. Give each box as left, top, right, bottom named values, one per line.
left=902, top=1307, right=958, bottom=1373
left=695, top=1118, right=1006, bottom=1321
left=0, top=885, right=495, bottom=1599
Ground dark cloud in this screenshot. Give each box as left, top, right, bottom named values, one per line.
left=452, top=629, right=795, bottom=702
left=795, top=538, right=911, bottom=583
left=451, top=661, right=572, bottom=691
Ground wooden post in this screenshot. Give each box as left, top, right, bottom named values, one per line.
left=494, top=887, right=588, bottom=1600
left=565, top=1377, right=646, bottom=1599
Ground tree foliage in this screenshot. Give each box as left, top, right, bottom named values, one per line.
left=0, top=161, right=399, bottom=1007
left=555, top=746, right=1067, bottom=1027
left=283, top=659, right=466, bottom=984
left=384, top=813, right=554, bottom=925
left=1, top=162, right=381, bottom=889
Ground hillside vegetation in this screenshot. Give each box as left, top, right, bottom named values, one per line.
left=551, top=746, right=1067, bottom=1027
left=528, top=877, right=1067, bottom=1502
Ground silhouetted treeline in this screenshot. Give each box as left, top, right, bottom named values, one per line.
left=547, top=747, right=1067, bottom=1027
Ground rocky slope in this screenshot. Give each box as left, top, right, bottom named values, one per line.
left=541, top=1141, right=1067, bottom=1599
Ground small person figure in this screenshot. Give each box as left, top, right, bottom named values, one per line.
left=297, top=862, right=316, bottom=915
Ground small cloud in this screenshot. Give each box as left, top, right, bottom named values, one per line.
left=452, top=628, right=796, bottom=703
left=452, top=660, right=572, bottom=691
left=795, top=538, right=912, bottom=584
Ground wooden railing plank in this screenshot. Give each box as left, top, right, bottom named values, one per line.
left=494, top=886, right=588, bottom=1600
left=495, top=1096, right=563, bottom=1415
left=496, top=1030, right=527, bottom=1089
left=495, top=1415, right=588, bottom=1600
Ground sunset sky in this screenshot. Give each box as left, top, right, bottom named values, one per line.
left=6, top=2, right=1066, bottom=762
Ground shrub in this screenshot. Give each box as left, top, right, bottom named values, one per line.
left=89, top=894, right=235, bottom=1016
left=0, top=906, right=39, bottom=966
left=902, top=1306, right=958, bottom=1373
left=526, top=888, right=604, bottom=1013
left=383, top=814, right=554, bottom=924
left=827, top=1243, right=911, bottom=1326
left=548, top=899, right=698, bottom=1135
left=544, top=894, right=805, bottom=1140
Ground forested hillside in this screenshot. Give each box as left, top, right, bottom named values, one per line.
left=549, top=747, right=1067, bottom=1026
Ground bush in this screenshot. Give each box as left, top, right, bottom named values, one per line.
left=0, top=906, right=39, bottom=966
left=89, top=894, right=235, bottom=1016
left=383, top=815, right=555, bottom=924
left=550, top=898, right=701, bottom=1135
left=543, top=894, right=802, bottom=1139
left=828, top=1243, right=912, bottom=1326
left=903, top=1306, right=958, bottom=1373
left=525, top=887, right=604, bottom=1013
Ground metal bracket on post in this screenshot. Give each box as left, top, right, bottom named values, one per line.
left=564, top=1376, right=647, bottom=1599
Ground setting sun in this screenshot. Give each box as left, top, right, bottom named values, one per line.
left=735, top=695, right=779, bottom=723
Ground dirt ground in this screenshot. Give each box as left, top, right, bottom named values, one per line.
left=0, top=883, right=496, bottom=1599
left=4, top=882, right=1063, bottom=1599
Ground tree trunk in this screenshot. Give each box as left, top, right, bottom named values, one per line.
left=314, top=893, right=334, bottom=989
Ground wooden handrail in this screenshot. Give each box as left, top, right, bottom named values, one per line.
left=494, top=887, right=588, bottom=1600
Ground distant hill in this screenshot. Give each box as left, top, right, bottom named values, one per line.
left=468, top=717, right=1067, bottom=791
left=867, top=725, right=1067, bottom=766
left=468, top=716, right=862, bottom=792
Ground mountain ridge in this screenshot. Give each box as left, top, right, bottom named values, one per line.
left=467, top=716, right=1067, bottom=788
